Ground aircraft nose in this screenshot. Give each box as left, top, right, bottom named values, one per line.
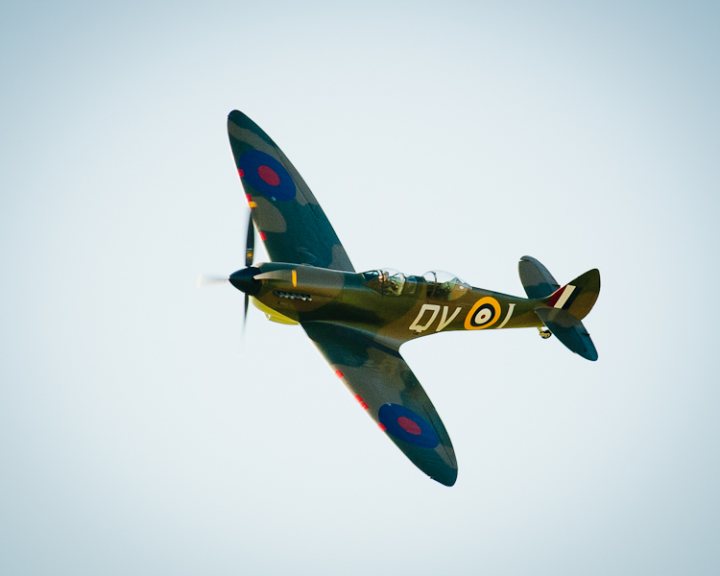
left=229, top=267, right=260, bottom=295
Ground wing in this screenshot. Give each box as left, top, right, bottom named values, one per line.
left=303, top=321, right=458, bottom=486
left=227, top=110, right=354, bottom=272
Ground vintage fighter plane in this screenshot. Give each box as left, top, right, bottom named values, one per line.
left=223, top=110, right=600, bottom=486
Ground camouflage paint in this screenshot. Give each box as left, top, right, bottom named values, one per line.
left=226, top=110, right=600, bottom=486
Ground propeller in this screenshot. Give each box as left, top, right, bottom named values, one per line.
left=195, top=274, right=227, bottom=287
left=242, top=211, right=255, bottom=326
left=245, top=210, right=255, bottom=268
left=199, top=211, right=258, bottom=332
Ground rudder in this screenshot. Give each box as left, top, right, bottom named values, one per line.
left=543, top=268, right=600, bottom=321
left=519, top=256, right=601, bottom=361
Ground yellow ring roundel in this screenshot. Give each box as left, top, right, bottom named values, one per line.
left=464, top=297, right=501, bottom=330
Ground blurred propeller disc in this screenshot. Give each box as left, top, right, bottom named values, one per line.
left=196, top=274, right=228, bottom=288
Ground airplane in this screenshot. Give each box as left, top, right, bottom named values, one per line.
left=222, top=110, right=600, bottom=486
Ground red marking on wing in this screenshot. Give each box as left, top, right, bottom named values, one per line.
left=397, top=416, right=422, bottom=435
left=335, top=368, right=344, bottom=379
left=258, top=165, right=280, bottom=186
left=238, top=168, right=245, bottom=178
left=378, top=422, right=387, bottom=432
left=259, top=231, right=267, bottom=241
left=354, top=394, right=369, bottom=410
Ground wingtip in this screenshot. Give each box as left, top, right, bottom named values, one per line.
left=434, top=470, right=458, bottom=487
left=227, top=109, right=245, bottom=126
left=431, top=463, right=458, bottom=487
left=227, top=109, right=256, bottom=130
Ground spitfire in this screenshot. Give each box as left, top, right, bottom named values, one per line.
left=223, top=110, right=600, bottom=486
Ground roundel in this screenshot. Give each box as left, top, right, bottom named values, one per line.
left=237, top=150, right=296, bottom=201
left=378, top=403, right=439, bottom=448
left=464, top=296, right=501, bottom=330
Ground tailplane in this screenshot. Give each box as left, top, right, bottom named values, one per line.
left=535, top=307, right=598, bottom=361
left=519, top=256, right=600, bottom=361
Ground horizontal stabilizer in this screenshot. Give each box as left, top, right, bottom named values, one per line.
left=535, top=307, right=598, bottom=361
left=519, top=256, right=560, bottom=299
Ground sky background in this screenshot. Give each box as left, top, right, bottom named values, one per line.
left=2, top=1, right=719, bottom=574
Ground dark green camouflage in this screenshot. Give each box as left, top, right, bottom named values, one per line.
left=226, top=110, right=601, bottom=486
left=228, top=110, right=354, bottom=271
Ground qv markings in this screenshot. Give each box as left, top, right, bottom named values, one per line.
left=409, top=305, right=462, bottom=334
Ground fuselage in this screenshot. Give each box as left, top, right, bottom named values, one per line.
left=234, top=262, right=543, bottom=343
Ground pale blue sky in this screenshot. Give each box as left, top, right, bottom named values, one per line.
left=1, top=1, right=719, bottom=574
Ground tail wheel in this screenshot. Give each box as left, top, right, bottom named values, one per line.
left=539, top=328, right=552, bottom=339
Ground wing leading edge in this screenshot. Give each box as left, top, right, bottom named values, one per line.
left=303, top=322, right=458, bottom=486
left=227, top=110, right=354, bottom=271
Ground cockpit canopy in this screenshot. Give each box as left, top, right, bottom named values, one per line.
left=422, top=270, right=470, bottom=300
left=361, top=269, right=412, bottom=296
left=362, top=269, right=469, bottom=299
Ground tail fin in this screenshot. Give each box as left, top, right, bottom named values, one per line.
left=519, top=256, right=601, bottom=361
left=543, top=268, right=600, bottom=321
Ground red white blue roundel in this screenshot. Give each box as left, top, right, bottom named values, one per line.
left=238, top=150, right=296, bottom=201
left=378, top=403, right=439, bottom=448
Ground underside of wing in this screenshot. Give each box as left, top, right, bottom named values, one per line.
left=303, top=321, right=458, bottom=486
left=227, top=110, right=354, bottom=272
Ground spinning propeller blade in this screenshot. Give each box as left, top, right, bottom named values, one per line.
left=196, top=274, right=227, bottom=287
left=245, top=212, right=255, bottom=268
left=242, top=212, right=255, bottom=326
